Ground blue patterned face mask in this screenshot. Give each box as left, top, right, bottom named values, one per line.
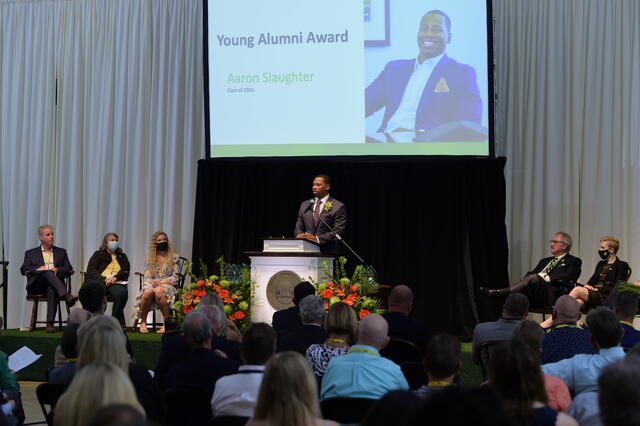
left=108, top=241, right=119, bottom=252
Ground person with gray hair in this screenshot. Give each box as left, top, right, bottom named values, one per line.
left=277, top=295, right=327, bottom=355
left=163, top=312, right=238, bottom=421
left=321, top=313, right=409, bottom=400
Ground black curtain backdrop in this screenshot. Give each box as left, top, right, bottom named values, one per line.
left=193, top=156, right=509, bottom=339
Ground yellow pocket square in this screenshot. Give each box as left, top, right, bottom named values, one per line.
left=434, top=77, right=450, bottom=93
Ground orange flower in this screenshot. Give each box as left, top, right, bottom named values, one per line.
left=326, top=282, right=334, bottom=288
left=194, top=297, right=201, bottom=303
left=228, top=315, right=235, bottom=321
left=322, top=289, right=334, bottom=299
left=214, top=284, right=221, bottom=292
left=324, top=302, right=329, bottom=310
left=359, top=309, right=371, bottom=319
left=337, top=289, right=345, bottom=297
left=182, top=293, right=191, bottom=300
left=183, top=304, right=194, bottom=314
left=218, top=289, right=230, bottom=299
left=351, top=285, right=358, bottom=293
left=234, top=311, right=245, bottom=320
left=224, top=298, right=233, bottom=304
left=342, top=298, right=354, bottom=306
left=196, top=280, right=205, bottom=288
left=193, top=289, right=206, bottom=297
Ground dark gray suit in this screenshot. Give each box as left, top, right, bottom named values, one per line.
left=294, top=196, right=347, bottom=253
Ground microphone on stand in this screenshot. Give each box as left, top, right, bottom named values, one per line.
left=315, top=211, right=366, bottom=265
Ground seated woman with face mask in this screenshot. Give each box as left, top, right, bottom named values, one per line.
left=85, top=232, right=131, bottom=323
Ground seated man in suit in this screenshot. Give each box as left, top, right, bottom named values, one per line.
left=276, top=295, right=327, bottom=355
left=20, top=224, right=77, bottom=332
left=163, top=309, right=238, bottom=397
left=272, top=281, right=315, bottom=336
left=383, top=285, right=431, bottom=349
left=365, top=9, right=482, bottom=134
left=295, top=174, right=347, bottom=253
left=483, top=232, right=582, bottom=307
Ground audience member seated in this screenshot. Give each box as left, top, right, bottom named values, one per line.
left=54, top=361, right=144, bottom=426
left=360, top=390, right=419, bottom=426
left=414, top=333, right=460, bottom=400
left=163, top=310, right=238, bottom=400
left=88, top=404, right=147, bottom=426
left=540, top=295, right=597, bottom=364
left=53, top=309, right=91, bottom=366
left=513, top=320, right=572, bottom=412
left=483, top=232, right=581, bottom=308
left=0, top=318, right=21, bottom=424
left=85, top=232, right=131, bottom=324
left=20, top=224, right=78, bottom=333
left=277, top=295, right=327, bottom=355
left=272, top=281, right=316, bottom=336
left=321, top=313, right=409, bottom=400
left=542, top=307, right=625, bottom=396
left=134, top=231, right=181, bottom=334
left=200, top=293, right=242, bottom=342
left=383, top=285, right=431, bottom=349
left=407, top=386, right=514, bottom=426
left=489, top=338, right=578, bottom=426
left=306, top=302, right=357, bottom=377
left=614, top=292, right=640, bottom=349
left=211, top=323, right=276, bottom=419
left=76, top=315, right=165, bottom=423
left=48, top=323, right=81, bottom=385
left=79, top=280, right=107, bottom=315
left=472, top=293, right=529, bottom=367
left=598, top=356, right=640, bottom=426
left=247, top=351, right=338, bottom=426
left=155, top=304, right=241, bottom=389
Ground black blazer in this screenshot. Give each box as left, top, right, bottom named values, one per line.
left=20, top=246, right=73, bottom=288
left=276, top=324, right=327, bottom=355
left=163, top=348, right=239, bottom=395
left=527, top=253, right=582, bottom=287
left=383, top=311, right=431, bottom=347
left=85, top=249, right=131, bottom=283
left=272, top=306, right=302, bottom=335
left=294, top=196, right=347, bottom=253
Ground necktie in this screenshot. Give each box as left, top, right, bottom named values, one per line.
left=543, top=257, right=560, bottom=274
left=313, top=200, right=322, bottom=228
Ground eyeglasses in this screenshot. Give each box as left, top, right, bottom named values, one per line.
left=549, top=240, right=566, bottom=245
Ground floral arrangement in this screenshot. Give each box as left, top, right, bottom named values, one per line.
left=311, top=256, right=384, bottom=319
left=173, top=257, right=254, bottom=330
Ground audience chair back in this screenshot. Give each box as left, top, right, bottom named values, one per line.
left=380, top=337, right=423, bottom=365
left=165, top=387, right=212, bottom=426
left=26, top=273, right=74, bottom=331
left=211, top=416, right=250, bottom=426
left=321, top=397, right=377, bottom=424
left=36, top=383, right=66, bottom=426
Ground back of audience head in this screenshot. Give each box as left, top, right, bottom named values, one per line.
left=79, top=280, right=107, bottom=314
left=614, top=292, right=639, bottom=323
left=598, top=357, right=640, bottom=426
left=200, top=292, right=224, bottom=311
left=387, top=285, right=414, bottom=315
left=361, top=390, right=419, bottom=426
left=61, top=322, right=82, bottom=359
left=489, top=338, right=547, bottom=425
left=299, top=295, right=324, bottom=325
left=77, top=315, right=129, bottom=371
left=407, top=386, right=513, bottom=426
left=424, top=333, right=461, bottom=380
left=253, top=351, right=320, bottom=426
left=512, top=320, right=545, bottom=354
left=195, top=304, right=222, bottom=336
left=293, top=281, right=316, bottom=306
left=88, top=404, right=148, bottom=426
left=586, top=306, right=622, bottom=349
left=241, top=322, right=276, bottom=365
left=183, top=311, right=213, bottom=349
left=54, top=361, right=144, bottom=426
left=357, top=313, right=389, bottom=350
left=324, top=302, right=357, bottom=336
left=502, top=293, right=529, bottom=319
left=552, top=295, right=581, bottom=324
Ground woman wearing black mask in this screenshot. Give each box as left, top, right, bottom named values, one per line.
left=134, top=231, right=181, bottom=333
left=568, top=236, right=629, bottom=310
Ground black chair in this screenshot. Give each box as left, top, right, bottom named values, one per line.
left=401, top=361, right=427, bottom=390
left=210, top=416, right=250, bottom=426
left=478, top=340, right=505, bottom=380
left=380, top=337, right=424, bottom=365
left=165, top=387, right=213, bottom=426
left=26, top=273, right=74, bottom=331
left=35, top=383, right=66, bottom=426
left=320, top=397, right=377, bottom=424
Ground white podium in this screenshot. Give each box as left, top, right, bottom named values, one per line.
left=246, top=238, right=334, bottom=324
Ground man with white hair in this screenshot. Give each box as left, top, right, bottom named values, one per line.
left=321, top=313, right=409, bottom=400
left=276, top=295, right=327, bottom=355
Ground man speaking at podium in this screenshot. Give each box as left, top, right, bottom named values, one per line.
left=295, top=174, right=347, bottom=253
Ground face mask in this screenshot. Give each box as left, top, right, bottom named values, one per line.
left=107, top=241, right=119, bottom=251
left=156, top=242, right=168, bottom=252
left=598, top=249, right=609, bottom=260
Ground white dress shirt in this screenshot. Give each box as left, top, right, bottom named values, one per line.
left=211, top=365, right=265, bottom=418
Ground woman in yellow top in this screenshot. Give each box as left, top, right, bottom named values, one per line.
left=134, top=231, right=181, bottom=334
left=86, top=233, right=130, bottom=323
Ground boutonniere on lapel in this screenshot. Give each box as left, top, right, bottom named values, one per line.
left=434, top=77, right=450, bottom=93
left=322, top=201, right=334, bottom=213
left=559, top=263, right=566, bottom=267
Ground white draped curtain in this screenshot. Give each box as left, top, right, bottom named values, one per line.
left=0, top=0, right=204, bottom=327
left=493, top=0, right=640, bottom=283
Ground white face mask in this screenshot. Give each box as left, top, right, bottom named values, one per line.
left=107, top=241, right=119, bottom=251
